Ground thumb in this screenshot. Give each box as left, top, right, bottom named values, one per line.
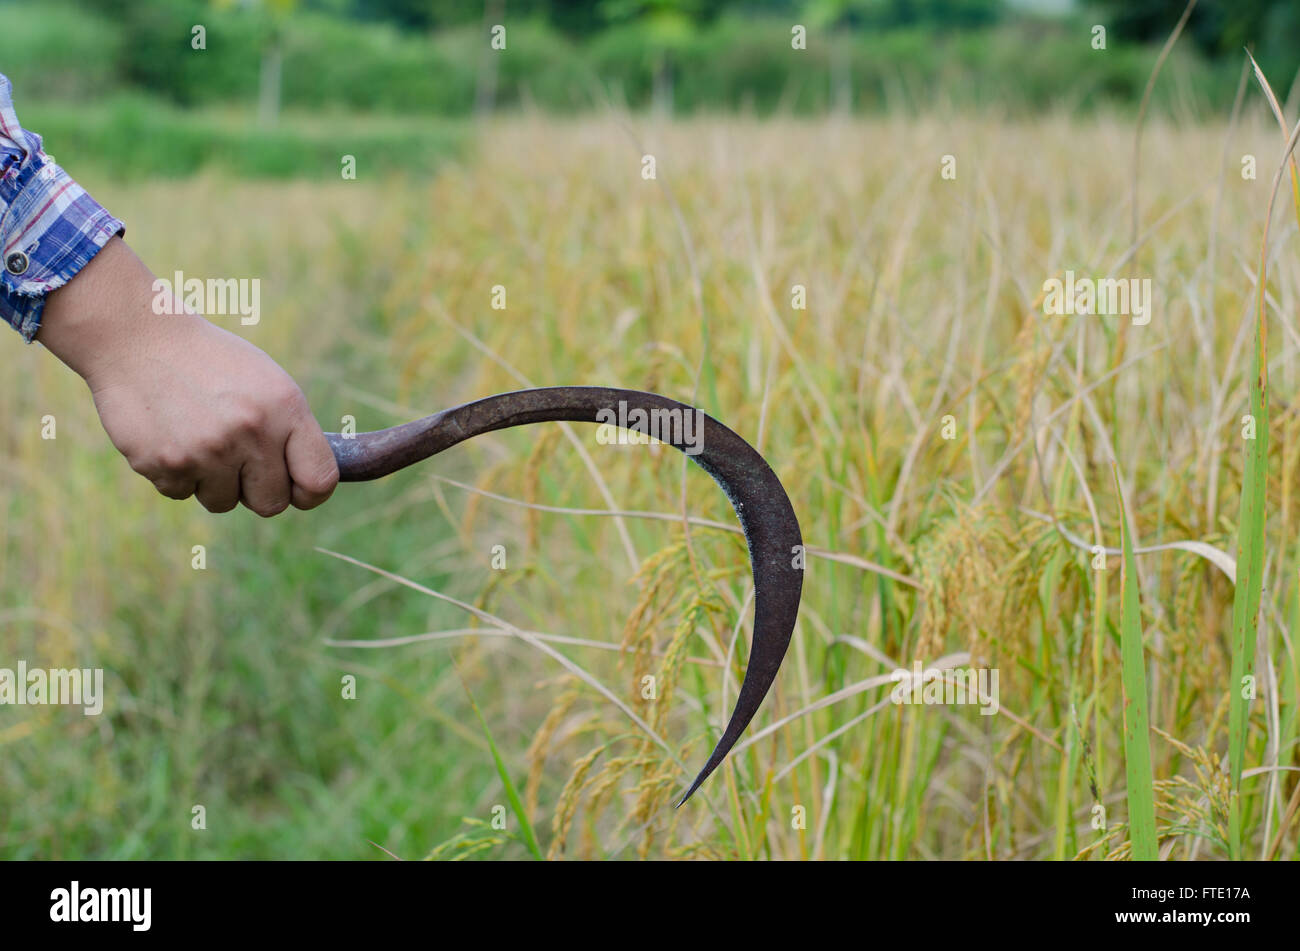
left=285, top=416, right=340, bottom=510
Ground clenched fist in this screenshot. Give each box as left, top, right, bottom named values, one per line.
left=37, top=237, right=338, bottom=515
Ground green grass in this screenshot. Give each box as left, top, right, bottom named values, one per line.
left=461, top=675, right=544, bottom=860
left=18, top=96, right=468, bottom=180
left=1114, top=467, right=1157, bottom=860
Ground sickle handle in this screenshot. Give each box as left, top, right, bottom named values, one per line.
left=326, top=386, right=803, bottom=806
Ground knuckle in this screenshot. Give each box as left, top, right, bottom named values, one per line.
left=207, top=419, right=242, bottom=449
left=233, top=403, right=267, bottom=435
left=196, top=433, right=231, bottom=459
left=276, top=381, right=307, bottom=411
left=154, top=480, right=192, bottom=501
left=250, top=497, right=290, bottom=518
left=127, top=455, right=157, bottom=479
left=155, top=449, right=193, bottom=474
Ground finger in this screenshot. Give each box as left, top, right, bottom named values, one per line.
left=285, top=419, right=340, bottom=510
left=238, top=453, right=292, bottom=518
left=152, top=475, right=197, bottom=501
left=195, top=467, right=240, bottom=514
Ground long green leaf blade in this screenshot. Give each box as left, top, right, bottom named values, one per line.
left=1113, top=467, right=1157, bottom=861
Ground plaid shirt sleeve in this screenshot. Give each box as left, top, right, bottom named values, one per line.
left=0, top=73, right=125, bottom=343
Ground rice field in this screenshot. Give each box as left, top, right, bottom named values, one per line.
left=2, top=107, right=1299, bottom=860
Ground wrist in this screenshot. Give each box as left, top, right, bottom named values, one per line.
left=37, top=237, right=201, bottom=387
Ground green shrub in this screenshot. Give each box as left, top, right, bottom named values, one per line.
left=21, top=94, right=467, bottom=179
left=281, top=13, right=473, bottom=113
left=0, top=0, right=1253, bottom=117
left=0, top=1, right=121, bottom=99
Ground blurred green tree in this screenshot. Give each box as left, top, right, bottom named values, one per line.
left=802, top=0, right=1001, bottom=29
left=1091, top=0, right=1299, bottom=87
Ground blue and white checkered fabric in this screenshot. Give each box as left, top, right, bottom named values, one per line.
left=0, top=73, right=125, bottom=342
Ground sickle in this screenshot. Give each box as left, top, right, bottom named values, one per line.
left=325, top=385, right=803, bottom=806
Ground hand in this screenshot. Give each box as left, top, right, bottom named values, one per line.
left=37, top=237, right=339, bottom=515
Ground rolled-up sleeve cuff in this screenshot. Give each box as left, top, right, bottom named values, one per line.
left=0, top=155, right=124, bottom=343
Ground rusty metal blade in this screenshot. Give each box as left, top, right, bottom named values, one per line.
left=325, top=386, right=803, bottom=806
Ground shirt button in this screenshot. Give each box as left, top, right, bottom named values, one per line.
left=5, top=251, right=29, bottom=276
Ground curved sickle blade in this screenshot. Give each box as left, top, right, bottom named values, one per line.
left=326, top=386, right=803, bottom=806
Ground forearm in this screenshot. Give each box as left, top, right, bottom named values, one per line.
left=37, top=235, right=198, bottom=385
